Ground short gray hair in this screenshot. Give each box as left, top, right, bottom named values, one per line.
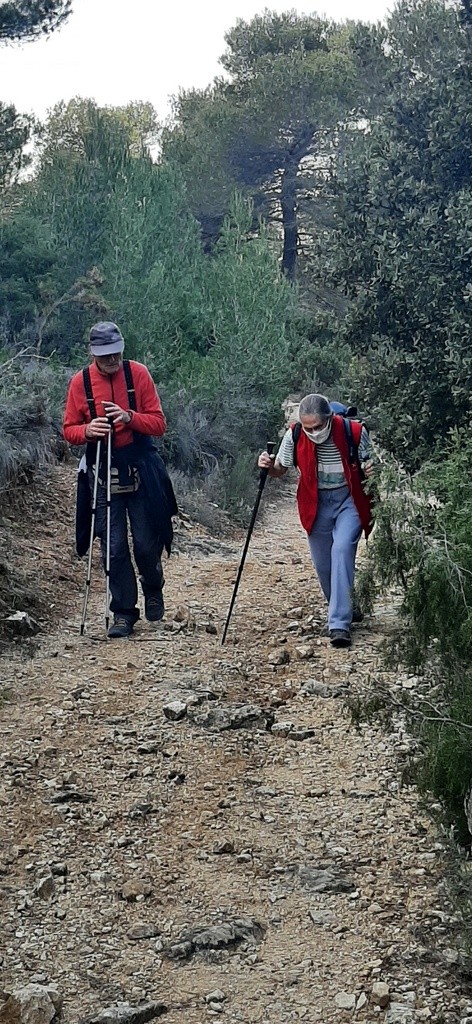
left=298, top=393, right=331, bottom=420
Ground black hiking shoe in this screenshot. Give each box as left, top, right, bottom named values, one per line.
left=107, top=616, right=134, bottom=639
left=145, top=591, right=165, bottom=622
left=352, top=606, right=364, bottom=624
left=329, top=629, right=351, bottom=648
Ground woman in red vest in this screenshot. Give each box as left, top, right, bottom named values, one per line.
left=258, top=394, right=375, bottom=648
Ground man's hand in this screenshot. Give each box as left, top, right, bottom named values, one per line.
left=102, top=401, right=132, bottom=425
left=362, top=460, right=375, bottom=479
left=85, top=417, right=112, bottom=440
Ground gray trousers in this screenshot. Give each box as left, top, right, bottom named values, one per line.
left=307, top=485, right=362, bottom=632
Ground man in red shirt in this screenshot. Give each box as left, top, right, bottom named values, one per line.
left=64, top=322, right=174, bottom=638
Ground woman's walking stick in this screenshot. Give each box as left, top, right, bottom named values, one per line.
left=80, top=440, right=102, bottom=636
left=221, top=441, right=275, bottom=644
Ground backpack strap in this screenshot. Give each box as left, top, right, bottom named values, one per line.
left=343, top=417, right=364, bottom=468
left=123, top=359, right=137, bottom=413
left=292, top=421, right=302, bottom=468
left=343, top=417, right=357, bottom=464
left=82, top=367, right=97, bottom=420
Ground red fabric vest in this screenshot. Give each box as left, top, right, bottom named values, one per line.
left=293, top=416, right=373, bottom=538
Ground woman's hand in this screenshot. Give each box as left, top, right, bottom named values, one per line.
left=258, top=451, right=274, bottom=469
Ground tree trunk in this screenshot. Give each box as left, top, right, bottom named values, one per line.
left=460, top=0, right=472, bottom=44
left=280, top=127, right=315, bottom=281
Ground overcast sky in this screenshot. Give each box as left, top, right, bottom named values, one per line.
left=0, top=0, right=394, bottom=122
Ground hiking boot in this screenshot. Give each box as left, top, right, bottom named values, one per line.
left=107, top=616, right=134, bottom=639
left=352, top=606, right=364, bottom=624
left=329, top=628, right=351, bottom=648
left=145, top=591, right=165, bottom=622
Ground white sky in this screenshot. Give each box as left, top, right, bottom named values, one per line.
left=0, top=0, right=394, bottom=122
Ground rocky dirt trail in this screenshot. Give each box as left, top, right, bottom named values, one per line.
left=0, top=468, right=470, bottom=1024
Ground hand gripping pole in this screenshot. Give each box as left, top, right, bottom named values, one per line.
left=221, top=441, right=275, bottom=644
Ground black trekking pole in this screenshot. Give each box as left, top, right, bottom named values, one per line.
left=221, top=441, right=275, bottom=645
left=80, top=440, right=102, bottom=636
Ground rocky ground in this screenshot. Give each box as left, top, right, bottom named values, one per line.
left=1, top=467, right=471, bottom=1024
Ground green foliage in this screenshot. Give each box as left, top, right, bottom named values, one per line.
left=163, top=11, right=388, bottom=280
left=419, top=723, right=472, bottom=844
left=0, top=103, right=32, bottom=191
left=0, top=349, right=68, bottom=491
left=193, top=195, right=295, bottom=400
left=346, top=690, right=394, bottom=732
left=288, top=311, right=355, bottom=396
left=37, top=97, right=158, bottom=164
left=359, top=429, right=472, bottom=836
left=322, top=0, right=472, bottom=467
left=103, top=157, right=207, bottom=379
left=0, top=214, right=56, bottom=335
left=144, top=195, right=297, bottom=518
left=362, top=434, right=472, bottom=672
left=10, top=101, right=168, bottom=354
left=0, top=0, right=72, bottom=42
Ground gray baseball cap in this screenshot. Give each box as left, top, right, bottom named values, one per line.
left=89, top=322, right=124, bottom=356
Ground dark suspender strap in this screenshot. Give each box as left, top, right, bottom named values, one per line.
left=343, top=417, right=358, bottom=464
left=123, top=359, right=137, bottom=412
left=82, top=367, right=97, bottom=420
left=292, top=421, right=302, bottom=468
left=83, top=362, right=136, bottom=417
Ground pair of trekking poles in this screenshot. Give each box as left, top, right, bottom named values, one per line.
left=80, top=426, right=113, bottom=636
left=79, top=432, right=274, bottom=641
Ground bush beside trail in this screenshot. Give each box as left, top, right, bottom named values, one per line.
left=357, top=430, right=472, bottom=844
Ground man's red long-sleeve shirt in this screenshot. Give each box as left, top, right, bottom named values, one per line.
left=63, top=360, right=166, bottom=448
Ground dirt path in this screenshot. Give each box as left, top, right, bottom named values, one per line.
left=0, top=469, right=467, bottom=1023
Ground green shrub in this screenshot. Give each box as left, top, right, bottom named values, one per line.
left=0, top=349, right=69, bottom=494
left=359, top=430, right=472, bottom=839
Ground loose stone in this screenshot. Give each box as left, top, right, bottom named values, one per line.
left=372, top=981, right=390, bottom=1008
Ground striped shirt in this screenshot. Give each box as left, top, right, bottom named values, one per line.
left=277, top=425, right=372, bottom=490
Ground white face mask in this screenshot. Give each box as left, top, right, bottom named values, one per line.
left=302, top=417, right=332, bottom=444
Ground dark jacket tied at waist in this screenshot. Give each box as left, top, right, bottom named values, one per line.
left=76, top=435, right=178, bottom=558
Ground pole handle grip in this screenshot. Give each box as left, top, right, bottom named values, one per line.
left=259, top=440, right=275, bottom=483
left=105, top=415, right=114, bottom=447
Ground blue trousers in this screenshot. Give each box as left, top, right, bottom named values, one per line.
left=307, top=485, right=362, bottom=632
left=94, top=483, right=164, bottom=622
